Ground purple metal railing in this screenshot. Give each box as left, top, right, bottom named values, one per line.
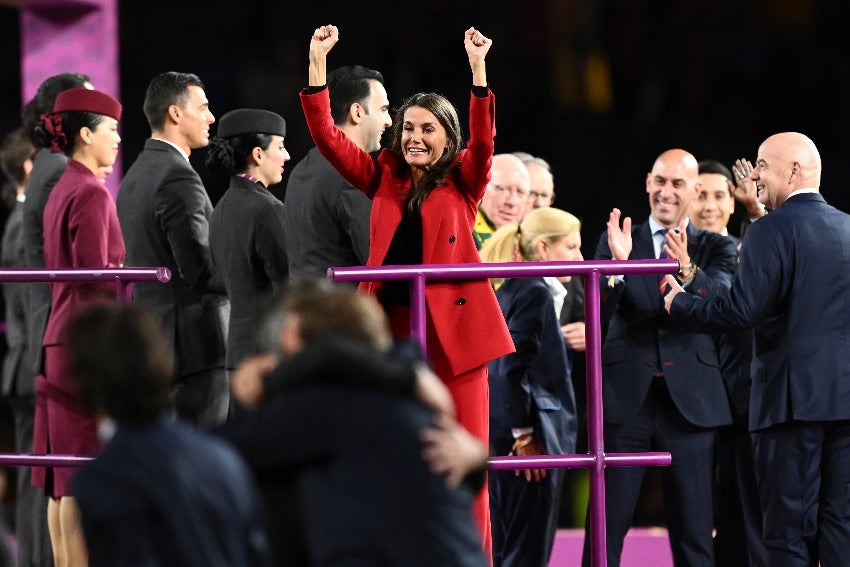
left=0, top=267, right=171, bottom=303
left=0, top=267, right=171, bottom=468
left=328, top=259, right=679, bottom=567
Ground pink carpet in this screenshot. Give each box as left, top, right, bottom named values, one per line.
left=550, top=527, right=673, bottom=566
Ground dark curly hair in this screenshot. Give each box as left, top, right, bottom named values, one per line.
left=205, top=132, right=274, bottom=174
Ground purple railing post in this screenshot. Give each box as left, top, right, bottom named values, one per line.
left=409, top=272, right=427, bottom=354
left=584, top=268, right=607, bottom=566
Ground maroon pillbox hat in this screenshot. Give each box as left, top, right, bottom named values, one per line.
left=53, top=88, right=122, bottom=120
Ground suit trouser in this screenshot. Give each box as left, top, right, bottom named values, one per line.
left=490, top=467, right=562, bottom=567
left=172, top=367, right=230, bottom=428
left=751, top=420, right=850, bottom=567
left=714, top=416, right=767, bottom=567
left=581, top=385, right=715, bottom=567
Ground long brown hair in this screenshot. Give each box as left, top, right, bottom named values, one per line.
left=389, top=92, right=462, bottom=215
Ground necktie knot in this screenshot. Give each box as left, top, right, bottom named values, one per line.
left=655, top=229, right=668, bottom=259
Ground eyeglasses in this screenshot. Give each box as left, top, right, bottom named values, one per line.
left=490, top=184, right=533, bottom=201
left=529, top=190, right=554, bottom=203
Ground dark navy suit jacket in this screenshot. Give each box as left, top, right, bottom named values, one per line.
left=596, top=220, right=737, bottom=427
left=218, top=339, right=487, bottom=567
left=489, top=277, right=577, bottom=456
left=671, top=193, right=850, bottom=431
left=73, top=419, right=270, bottom=567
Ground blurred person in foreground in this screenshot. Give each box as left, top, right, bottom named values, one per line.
left=67, top=304, right=270, bottom=566
left=218, top=278, right=489, bottom=566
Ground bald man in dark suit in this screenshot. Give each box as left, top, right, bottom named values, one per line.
left=666, top=132, right=850, bottom=566
left=582, top=149, right=737, bottom=567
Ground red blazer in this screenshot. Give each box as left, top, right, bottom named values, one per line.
left=43, top=159, right=126, bottom=354
left=301, top=88, right=513, bottom=375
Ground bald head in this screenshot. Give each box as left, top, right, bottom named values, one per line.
left=754, top=132, right=821, bottom=210
left=480, top=153, right=531, bottom=228
left=645, top=149, right=700, bottom=228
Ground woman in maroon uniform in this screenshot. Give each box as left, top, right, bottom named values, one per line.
left=35, top=87, right=125, bottom=565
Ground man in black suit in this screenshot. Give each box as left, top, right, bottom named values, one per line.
left=666, top=132, right=850, bottom=566
left=581, top=149, right=738, bottom=567
left=66, top=304, right=270, bottom=566
left=117, top=72, right=229, bottom=427
left=691, top=160, right=768, bottom=565
left=283, top=65, right=390, bottom=276
left=17, top=72, right=91, bottom=567
left=218, top=279, right=489, bottom=566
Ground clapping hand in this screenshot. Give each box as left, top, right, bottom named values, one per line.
left=607, top=208, right=633, bottom=261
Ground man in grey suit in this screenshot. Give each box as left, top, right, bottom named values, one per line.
left=117, top=71, right=229, bottom=427
left=665, top=132, right=850, bottom=566
left=282, top=65, right=390, bottom=276
left=582, top=149, right=738, bottom=567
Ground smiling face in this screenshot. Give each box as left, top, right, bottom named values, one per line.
left=753, top=137, right=793, bottom=210
left=646, top=150, right=700, bottom=228
left=357, top=80, right=392, bottom=153
left=691, top=172, right=735, bottom=233
left=255, top=135, right=290, bottom=187
left=480, top=154, right=531, bottom=228
left=400, top=106, right=447, bottom=170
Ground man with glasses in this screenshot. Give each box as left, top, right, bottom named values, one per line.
left=513, top=152, right=556, bottom=209
left=473, top=153, right=531, bottom=250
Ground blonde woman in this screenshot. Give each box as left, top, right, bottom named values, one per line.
left=479, top=206, right=581, bottom=567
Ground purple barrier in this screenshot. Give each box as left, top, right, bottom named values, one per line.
left=0, top=267, right=170, bottom=469
left=0, top=267, right=171, bottom=302
left=329, top=259, right=680, bottom=567
left=0, top=454, right=92, bottom=467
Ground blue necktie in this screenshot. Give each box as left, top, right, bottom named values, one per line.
left=656, top=229, right=669, bottom=293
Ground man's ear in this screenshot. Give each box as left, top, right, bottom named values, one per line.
left=167, top=104, right=181, bottom=124
left=348, top=102, right=363, bottom=125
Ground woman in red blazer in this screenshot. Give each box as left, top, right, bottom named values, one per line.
left=302, top=24, right=514, bottom=550
left=35, top=87, right=125, bottom=566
